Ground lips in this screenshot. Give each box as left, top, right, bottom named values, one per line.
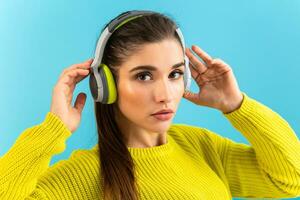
left=152, top=109, right=174, bottom=115
left=151, top=112, right=173, bottom=121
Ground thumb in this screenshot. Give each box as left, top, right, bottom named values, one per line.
left=183, top=90, right=199, bottom=105
left=74, top=92, right=87, bottom=113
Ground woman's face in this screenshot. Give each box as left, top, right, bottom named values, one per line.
left=115, top=38, right=185, bottom=135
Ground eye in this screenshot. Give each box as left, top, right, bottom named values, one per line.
left=169, top=70, right=184, bottom=79
left=134, top=70, right=184, bottom=82
left=135, top=72, right=152, bottom=81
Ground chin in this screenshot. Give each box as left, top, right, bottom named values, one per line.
left=146, top=121, right=172, bottom=134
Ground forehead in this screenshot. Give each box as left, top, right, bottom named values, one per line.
left=120, top=39, right=184, bottom=71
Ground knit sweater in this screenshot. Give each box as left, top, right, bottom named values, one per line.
left=0, top=93, right=299, bottom=200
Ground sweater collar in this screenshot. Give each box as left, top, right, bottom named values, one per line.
left=127, top=133, right=174, bottom=159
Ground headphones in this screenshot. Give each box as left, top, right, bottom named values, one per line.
left=89, top=10, right=191, bottom=104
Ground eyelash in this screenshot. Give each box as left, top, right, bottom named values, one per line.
left=135, top=70, right=184, bottom=81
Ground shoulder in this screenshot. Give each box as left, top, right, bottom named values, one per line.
left=35, top=145, right=101, bottom=197
left=168, top=123, right=227, bottom=152
left=48, top=145, right=100, bottom=176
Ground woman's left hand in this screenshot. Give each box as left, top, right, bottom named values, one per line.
left=183, top=45, right=243, bottom=114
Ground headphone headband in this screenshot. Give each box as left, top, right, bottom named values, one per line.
left=91, top=10, right=182, bottom=71
left=107, top=11, right=159, bottom=32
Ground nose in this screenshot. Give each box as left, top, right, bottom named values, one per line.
left=153, top=78, right=174, bottom=104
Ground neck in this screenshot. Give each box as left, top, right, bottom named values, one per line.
left=115, top=106, right=167, bottom=148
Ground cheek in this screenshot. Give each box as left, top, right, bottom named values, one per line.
left=171, top=80, right=185, bottom=100
left=117, top=81, right=148, bottom=116
left=117, top=78, right=184, bottom=115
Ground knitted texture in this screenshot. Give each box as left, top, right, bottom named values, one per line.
left=0, top=93, right=299, bottom=199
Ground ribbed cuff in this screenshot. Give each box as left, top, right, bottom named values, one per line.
left=37, top=112, right=72, bottom=155
left=222, top=92, right=254, bottom=122
left=42, top=112, right=72, bottom=136
left=4, top=112, right=73, bottom=162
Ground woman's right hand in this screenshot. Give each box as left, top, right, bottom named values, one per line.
left=50, top=58, right=93, bottom=133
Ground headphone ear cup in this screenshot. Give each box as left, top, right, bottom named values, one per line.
left=183, top=55, right=191, bottom=91
left=89, top=63, right=117, bottom=104
left=89, top=69, right=99, bottom=101
left=100, top=64, right=117, bottom=104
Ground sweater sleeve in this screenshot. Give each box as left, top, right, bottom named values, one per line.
left=0, top=112, right=72, bottom=200
left=204, top=92, right=300, bottom=198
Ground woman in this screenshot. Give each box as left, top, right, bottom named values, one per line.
left=0, top=10, right=299, bottom=200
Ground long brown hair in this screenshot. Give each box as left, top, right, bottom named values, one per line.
left=93, top=10, right=182, bottom=200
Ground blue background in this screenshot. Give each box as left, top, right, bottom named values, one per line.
left=0, top=1, right=299, bottom=199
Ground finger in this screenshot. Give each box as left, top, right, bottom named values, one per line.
left=78, top=58, right=93, bottom=67
left=186, top=48, right=207, bottom=74
left=66, top=68, right=90, bottom=80
left=61, top=68, right=90, bottom=86
left=189, top=62, right=209, bottom=86
left=68, top=62, right=92, bottom=74
left=61, top=59, right=93, bottom=77
left=74, top=69, right=91, bottom=84
left=188, top=62, right=200, bottom=80
left=183, top=90, right=199, bottom=105
left=69, top=59, right=93, bottom=70
left=191, top=45, right=213, bottom=65
left=59, top=69, right=90, bottom=104
left=69, top=69, right=90, bottom=85
left=74, top=92, right=87, bottom=113
left=203, top=59, right=232, bottom=79
left=211, top=58, right=230, bottom=68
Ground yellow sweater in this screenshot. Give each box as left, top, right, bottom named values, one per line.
left=0, top=93, right=300, bottom=200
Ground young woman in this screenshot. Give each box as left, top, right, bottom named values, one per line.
left=1, top=10, right=299, bottom=200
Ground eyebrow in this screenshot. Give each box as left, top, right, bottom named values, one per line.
left=129, top=61, right=185, bottom=73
